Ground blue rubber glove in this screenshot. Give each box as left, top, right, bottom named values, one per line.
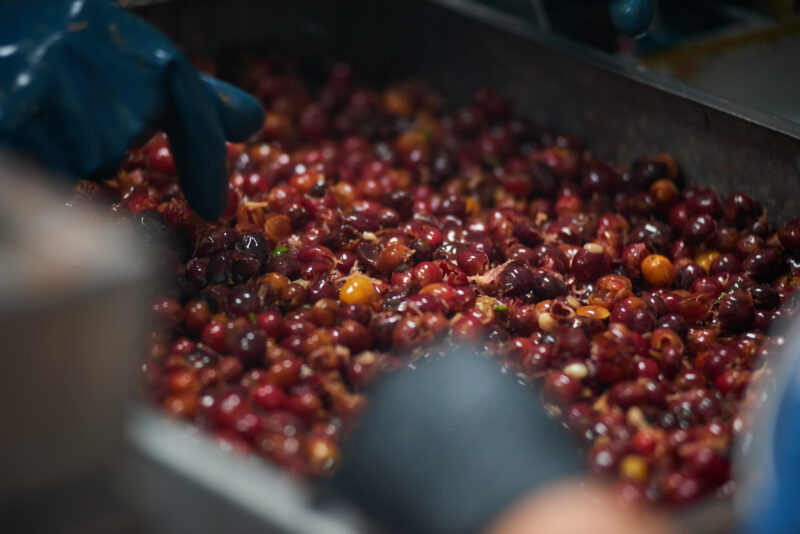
left=0, top=0, right=264, bottom=219
left=738, top=330, right=800, bottom=534
left=609, top=0, right=656, bottom=36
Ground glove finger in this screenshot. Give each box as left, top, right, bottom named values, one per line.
left=54, top=33, right=164, bottom=176
left=19, top=70, right=130, bottom=181
left=48, top=64, right=104, bottom=176
left=12, top=57, right=103, bottom=178
left=163, top=59, right=228, bottom=220
left=9, top=107, right=75, bottom=180
left=200, top=74, right=265, bottom=143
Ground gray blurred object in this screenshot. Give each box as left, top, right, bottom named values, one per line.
left=121, top=408, right=367, bottom=534
left=0, top=154, right=152, bottom=526
left=329, top=353, right=583, bottom=534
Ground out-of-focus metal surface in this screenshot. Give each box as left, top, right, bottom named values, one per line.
left=0, top=154, right=153, bottom=502
left=123, top=408, right=366, bottom=534
left=645, top=31, right=800, bottom=126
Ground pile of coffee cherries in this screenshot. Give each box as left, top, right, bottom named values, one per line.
left=74, top=54, right=800, bottom=505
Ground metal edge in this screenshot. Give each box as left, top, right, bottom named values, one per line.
left=125, top=407, right=364, bottom=534
left=424, top=0, right=800, bottom=141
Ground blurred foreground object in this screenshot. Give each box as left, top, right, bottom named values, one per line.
left=735, top=321, right=800, bottom=534
left=0, top=154, right=152, bottom=521
left=487, top=479, right=675, bottom=534
left=0, top=0, right=264, bottom=219
left=330, top=352, right=583, bottom=534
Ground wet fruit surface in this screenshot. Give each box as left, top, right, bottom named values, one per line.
left=71, top=52, right=800, bottom=505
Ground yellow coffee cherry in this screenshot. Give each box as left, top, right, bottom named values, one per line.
left=695, top=250, right=720, bottom=273
left=619, top=455, right=649, bottom=483
left=339, top=275, right=377, bottom=306
left=642, top=254, right=675, bottom=287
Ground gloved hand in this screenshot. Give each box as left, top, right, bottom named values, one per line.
left=329, top=352, right=582, bottom=534
left=737, top=329, right=800, bottom=534
left=0, top=0, right=264, bottom=219
left=609, top=0, right=656, bottom=36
